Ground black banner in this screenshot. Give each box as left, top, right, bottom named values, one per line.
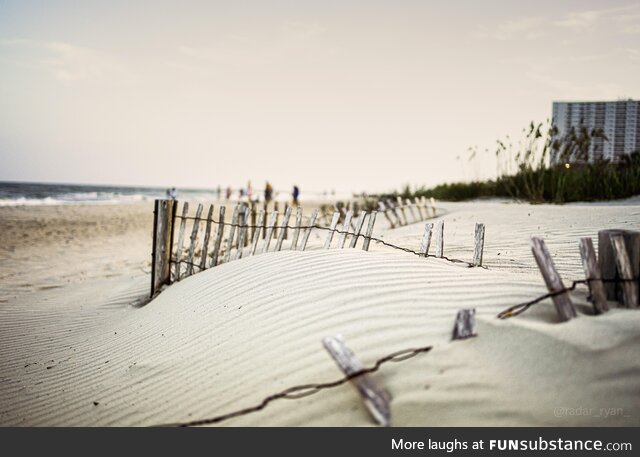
left=1, top=427, right=637, bottom=456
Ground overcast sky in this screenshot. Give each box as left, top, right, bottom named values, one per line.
left=1, top=0, right=639, bottom=193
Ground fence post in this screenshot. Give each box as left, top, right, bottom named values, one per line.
left=598, top=229, right=640, bottom=302
left=151, top=199, right=176, bottom=297
left=362, top=211, right=377, bottom=251
left=472, top=223, right=485, bottom=267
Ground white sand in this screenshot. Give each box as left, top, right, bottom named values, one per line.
left=0, top=200, right=639, bottom=426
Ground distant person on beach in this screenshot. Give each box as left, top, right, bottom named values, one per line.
left=225, top=186, right=232, bottom=200
left=216, top=186, right=221, bottom=200
left=264, top=182, right=273, bottom=203
left=166, top=187, right=177, bottom=200
left=292, top=185, right=300, bottom=206
left=247, top=181, right=253, bottom=199
left=239, top=188, right=245, bottom=199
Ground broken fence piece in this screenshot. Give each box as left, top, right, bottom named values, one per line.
left=473, top=223, right=485, bottom=267
left=322, top=336, right=391, bottom=427
left=530, top=237, right=577, bottom=322
left=597, top=229, right=640, bottom=301
left=610, top=234, right=639, bottom=308
left=434, top=220, right=444, bottom=258
left=419, top=223, right=433, bottom=257
left=578, top=237, right=609, bottom=314
left=452, top=309, right=477, bottom=340
left=324, top=212, right=340, bottom=249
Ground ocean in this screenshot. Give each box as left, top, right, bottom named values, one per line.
left=0, top=181, right=346, bottom=206
left=0, top=181, right=219, bottom=206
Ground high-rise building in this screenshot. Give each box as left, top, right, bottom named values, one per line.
left=551, top=99, right=639, bottom=163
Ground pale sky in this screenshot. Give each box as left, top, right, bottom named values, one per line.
left=1, top=1, right=639, bottom=193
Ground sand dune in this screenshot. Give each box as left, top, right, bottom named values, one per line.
left=0, top=200, right=639, bottom=426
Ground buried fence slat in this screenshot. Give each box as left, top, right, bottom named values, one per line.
left=173, top=202, right=189, bottom=280
left=452, top=309, right=477, bottom=340
left=199, top=205, right=215, bottom=270
left=610, top=234, right=639, bottom=308
left=386, top=199, right=403, bottom=227
left=349, top=212, right=367, bottom=248
left=336, top=210, right=353, bottom=249
left=261, top=211, right=278, bottom=253
left=210, top=206, right=226, bottom=267
left=250, top=204, right=257, bottom=241
left=223, top=205, right=240, bottom=264
left=578, top=237, right=609, bottom=314
left=234, top=206, right=250, bottom=260
left=472, top=223, right=485, bottom=267
left=396, top=197, right=408, bottom=225
left=262, top=202, right=268, bottom=239
left=273, top=202, right=279, bottom=239
left=299, top=209, right=318, bottom=251
left=414, top=198, right=424, bottom=221
left=323, top=212, right=341, bottom=249
left=530, top=237, right=577, bottom=321
left=283, top=204, right=289, bottom=240
left=430, top=197, right=437, bottom=217
left=275, top=206, right=292, bottom=251
left=433, top=220, right=444, bottom=258
left=378, top=201, right=396, bottom=229
left=322, top=336, right=390, bottom=427
left=598, top=229, right=640, bottom=301
left=186, top=203, right=204, bottom=277
left=151, top=199, right=176, bottom=296
left=362, top=211, right=378, bottom=251
left=419, top=223, right=433, bottom=257
left=250, top=210, right=265, bottom=256
left=290, top=206, right=303, bottom=250
left=405, top=199, right=418, bottom=223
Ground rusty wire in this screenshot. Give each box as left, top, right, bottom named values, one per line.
left=154, top=344, right=433, bottom=427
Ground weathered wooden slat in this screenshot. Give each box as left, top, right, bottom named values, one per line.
left=430, top=197, right=437, bottom=217
left=199, top=204, right=215, bottom=270
left=173, top=201, right=189, bottom=280
left=261, top=211, right=277, bottom=253
left=472, top=223, right=485, bottom=267
left=336, top=210, right=353, bottom=249
left=578, top=237, right=609, bottom=314
left=434, top=220, right=444, bottom=258
left=234, top=206, right=250, bottom=260
left=262, top=202, right=268, bottom=239
left=405, top=199, right=418, bottom=223
left=299, top=209, right=318, bottom=251
left=275, top=206, right=292, bottom=251
left=419, top=222, right=433, bottom=257
left=322, top=336, right=390, bottom=427
left=290, top=206, right=303, bottom=250
left=452, top=309, right=477, bottom=340
left=349, top=212, right=367, bottom=249
left=530, top=236, right=577, bottom=321
left=210, top=206, right=226, bottom=267
left=250, top=209, right=265, bottom=256
left=223, top=205, right=240, bottom=263
left=250, top=204, right=257, bottom=242
left=610, top=234, right=639, bottom=308
left=396, top=197, right=408, bottom=225
left=283, top=204, right=289, bottom=240
left=413, top=198, right=424, bottom=221
left=151, top=199, right=176, bottom=296
left=362, top=211, right=378, bottom=251
left=378, top=201, right=396, bottom=229
left=186, top=203, right=203, bottom=276
left=323, top=212, right=340, bottom=249
left=386, top=199, right=402, bottom=227
left=273, top=202, right=279, bottom=239
left=598, top=229, right=640, bottom=301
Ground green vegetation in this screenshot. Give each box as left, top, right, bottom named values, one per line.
left=396, top=121, right=640, bottom=204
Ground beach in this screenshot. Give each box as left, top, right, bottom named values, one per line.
left=1, top=199, right=639, bottom=426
